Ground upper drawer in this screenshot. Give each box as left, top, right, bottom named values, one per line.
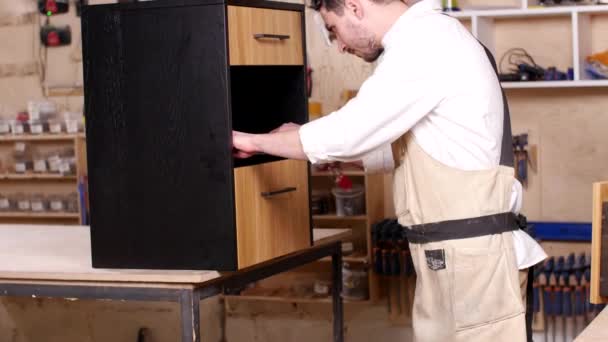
left=228, top=6, right=303, bottom=66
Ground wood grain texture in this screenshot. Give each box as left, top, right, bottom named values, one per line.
left=83, top=4, right=237, bottom=270
left=234, top=160, right=311, bottom=268
left=228, top=6, right=303, bottom=66
left=590, top=181, right=608, bottom=304
left=0, top=225, right=220, bottom=284
left=574, top=307, right=608, bottom=342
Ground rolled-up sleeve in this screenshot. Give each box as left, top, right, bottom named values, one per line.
left=298, top=50, right=444, bottom=164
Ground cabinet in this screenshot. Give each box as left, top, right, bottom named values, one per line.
left=81, top=0, right=311, bottom=271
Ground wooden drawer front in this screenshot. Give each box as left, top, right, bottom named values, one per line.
left=234, top=159, right=311, bottom=268
left=228, top=6, right=303, bottom=66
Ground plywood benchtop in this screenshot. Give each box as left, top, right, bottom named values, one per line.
left=0, top=225, right=350, bottom=286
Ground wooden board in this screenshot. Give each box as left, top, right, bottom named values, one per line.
left=574, top=307, right=608, bottom=342
left=590, top=181, right=608, bottom=304
left=228, top=6, right=303, bottom=66
left=0, top=224, right=221, bottom=284
left=0, top=224, right=347, bottom=285
left=312, top=228, right=351, bottom=246
left=234, top=160, right=311, bottom=268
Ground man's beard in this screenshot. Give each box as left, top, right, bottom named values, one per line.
left=361, top=48, right=384, bottom=63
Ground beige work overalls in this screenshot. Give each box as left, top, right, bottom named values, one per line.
left=391, top=133, right=526, bottom=342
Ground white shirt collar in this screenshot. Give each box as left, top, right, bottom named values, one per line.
left=381, top=0, right=442, bottom=49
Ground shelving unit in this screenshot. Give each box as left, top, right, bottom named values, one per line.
left=311, top=167, right=385, bottom=303
left=0, top=133, right=87, bottom=225
left=450, top=3, right=608, bottom=88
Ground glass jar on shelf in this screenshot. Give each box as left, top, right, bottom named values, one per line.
left=66, top=192, right=79, bottom=213
left=30, top=193, right=48, bottom=212
left=0, top=193, right=11, bottom=212
left=48, top=194, right=66, bottom=212
left=15, top=193, right=31, bottom=212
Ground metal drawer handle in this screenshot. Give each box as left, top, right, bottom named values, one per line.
left=253, top=33, right=290, bottom=40
left=261, top=187, right=297, bottom=198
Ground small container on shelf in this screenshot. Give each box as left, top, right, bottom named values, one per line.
left=48, top=119, right=64, bottom=134
left=64, top=111, right=83, bottom=134
left=13, top=156, right=31, bottom=174
left=332, top=183, right=365, bottom=216
left=341, top=262, right=369, bottom=301
left=48, top=195, right=66, bottom=212
left=66, top=192, right=79, bottom=213
left=311, top=189, right=332, bottom=215
left=59, top=148, right=76, bottom=176
left=15, top=193, right=31, bottom=212
left=32, top=151, right=48, bottom=173
left=47, top=153, right=62, bottom=173
left=9, top=120, right=27, bottom=135
left=29, top=119, right=46, bottom=135
left=30, top=194, right=48, bottom=212
left=0, top=119, right=10, bottom=135
left=0, top=193, right=11, bottom=212
left=312, top=280, right=331, bottom=298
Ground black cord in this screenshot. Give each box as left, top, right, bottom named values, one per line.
left=499, top=48, right=538, bottom=74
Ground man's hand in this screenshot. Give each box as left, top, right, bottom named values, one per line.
left=232, top=131, right=259, bottom=158
left=271, top=122, right=301, bottom=133
left=232, top=124, right=308, bottom=161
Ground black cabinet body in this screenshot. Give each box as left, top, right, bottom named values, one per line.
left=81, top=0, right=308, bottom=271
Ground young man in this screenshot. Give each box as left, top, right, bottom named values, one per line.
left=232, top=0, right=546, bottom=340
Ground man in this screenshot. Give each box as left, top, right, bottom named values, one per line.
left=232, top=0, right=547, bottom=341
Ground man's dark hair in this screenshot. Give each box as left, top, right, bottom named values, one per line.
left=310, top=0, right=398, bottom=13
left=310, top=0, right=345, bottom=12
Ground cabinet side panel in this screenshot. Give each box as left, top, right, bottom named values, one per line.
left=83, top=4, right=237, bottom=270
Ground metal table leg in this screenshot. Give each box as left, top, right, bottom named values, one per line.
left=180, top=289, right=201, bottom=342
left=332, top=246, right=344, bottom=342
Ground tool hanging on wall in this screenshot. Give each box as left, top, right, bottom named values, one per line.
left=40, top=25, right=72, bottom=47
left=372, top=219, right=415, bottom=323
left=38, top=0, right=69, bottom=16
left=513, top=134, right=529, bottom=187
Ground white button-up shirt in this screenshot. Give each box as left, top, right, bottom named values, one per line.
left=299, top=0, right=546, bottom=269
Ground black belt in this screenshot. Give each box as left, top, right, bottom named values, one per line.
left=402, top=212, right=527, bottom=244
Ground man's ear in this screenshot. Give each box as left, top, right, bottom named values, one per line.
left=344, top=0, right=364, bottom=19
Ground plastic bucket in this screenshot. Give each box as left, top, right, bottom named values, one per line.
left=331, top=184, right=365, bottom=216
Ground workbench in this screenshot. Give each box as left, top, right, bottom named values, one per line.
left=575, top=307, right=608, bottom=342
left=0, top=225, right=350, bottom=342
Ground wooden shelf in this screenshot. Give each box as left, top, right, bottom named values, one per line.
left=0, top=173, right=77, bottom=181
left=451, top=4, right=608, bottom=19
left=502, top=80, right=608, bottom=89
left=311, top=169, right=365, bottom=177
left=319, top=253, right=368, bottom=263
left=0, top=212, right=80, bottom=219
left=0, top=133, right=85, bottom=142
left=313, top=214, right=367, bottom=221
left=223, top=294, right=371, bottom=304
left=312, top=228, right=352, bottom=246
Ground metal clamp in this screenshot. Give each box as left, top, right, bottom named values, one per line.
left=253, top=33, right=290, bottom=40
left=261, top=187, right=297, bottom=198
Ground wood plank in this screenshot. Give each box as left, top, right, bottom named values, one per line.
left=228, top=6, right=303, bottom=65
left=312, top=228, right=351, bottom=246
left=0, top=133, right=84, bottom=142
left=0, top=173, right=77, bottom=180
left=234, top=160, right=311, bottom=268
left=574, top=307, right=608, bottom=341
left=313, top=214, right=367, bottom=221
left=0, top=225, right=220, bottom=284
left=590, top=181, right=608, bottom=304
left=0, top=212, right=80, bottom=219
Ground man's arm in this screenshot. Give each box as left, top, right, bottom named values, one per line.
left=232, top=129, right=308, bottom=160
